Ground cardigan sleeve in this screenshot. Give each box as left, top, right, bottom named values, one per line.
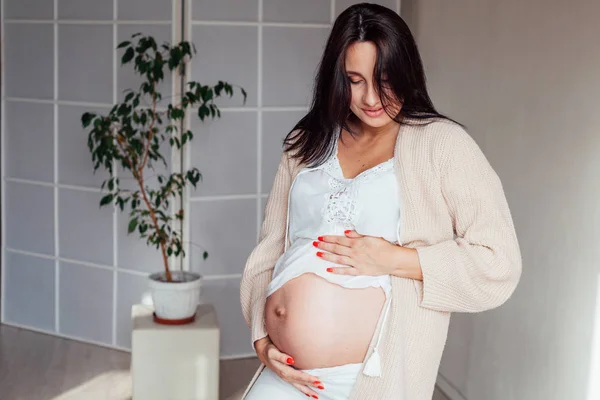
left=240, top=150, right=292, bottom=347
left=414, top=128, right=522, bottom=313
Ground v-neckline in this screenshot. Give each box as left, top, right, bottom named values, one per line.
left=333, top=135, right=395, bottom=180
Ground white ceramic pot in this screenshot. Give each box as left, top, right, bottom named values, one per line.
left=148, top=270, right=202, bottom=321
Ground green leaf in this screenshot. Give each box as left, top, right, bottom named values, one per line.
left=203, top=251, right=208, bottom=260
left=122, top=47, right=134, bottom=64
left=81, top=112, right=95, bottom=128
left=198, top=104, right=209, bottom=121
left=128, top=218, right=138, bottom=234
left=124, top=92, right=135, bottom=102
left=148, top=37, right=157, bottom=51
left=100, top=194, right=113, bottom=207
left=202, top=88, right=213, bottom=102
left=117, top=41, right=131, bottom=49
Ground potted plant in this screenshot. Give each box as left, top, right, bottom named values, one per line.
left=81, top=33, right=246, bottom=324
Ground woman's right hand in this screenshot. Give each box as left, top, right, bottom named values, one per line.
left=254, top=336, right=325, bottom=398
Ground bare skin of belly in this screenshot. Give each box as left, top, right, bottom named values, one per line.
left=265, top=273, right=386, bottom=370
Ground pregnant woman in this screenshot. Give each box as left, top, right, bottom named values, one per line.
left=240, top=4, right=522, bottom=400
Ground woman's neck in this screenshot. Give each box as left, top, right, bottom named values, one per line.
left=346, top=119, right=401, bottom=142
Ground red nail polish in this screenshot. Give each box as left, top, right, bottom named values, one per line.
left=287, top=357, right=294, bottom=365
left=344, top=230, right=351, bottom=234
left=313, top=241, right=319, bottom=247
left=316, top=252, right=323, bottom=257
left=326, top=268, right=333, bottom=272
left=312, top=396, right=319, bottom=399
left=318, top=385, right=325, bottom=390
left=314, top=381, right=321, bottom=385
left=318, top=236, right=324, bottom=241
left=306, top=395, right=310, bottom=397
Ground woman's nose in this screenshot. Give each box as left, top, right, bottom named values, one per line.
left=363, top=84, right=379, bottom=106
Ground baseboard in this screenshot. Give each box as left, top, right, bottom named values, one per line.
left=220, top=352, right=257, bottom=361
left=436, top=373, right=468, bottom=400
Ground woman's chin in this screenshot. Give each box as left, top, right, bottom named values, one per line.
left=354, top=112, right=397, bottom=129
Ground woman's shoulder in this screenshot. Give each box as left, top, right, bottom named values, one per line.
left=402, top=117, right=480, bottom=155
left=403, top=116, right=468, bottom=139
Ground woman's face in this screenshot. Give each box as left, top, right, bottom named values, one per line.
left=344, top=41, right=401, bottom=128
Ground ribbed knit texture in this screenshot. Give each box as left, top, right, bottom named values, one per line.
left=239, top=119, right=522, bottom=400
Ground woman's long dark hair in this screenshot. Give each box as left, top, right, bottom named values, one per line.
left=284, top=3, right=454, bottom=167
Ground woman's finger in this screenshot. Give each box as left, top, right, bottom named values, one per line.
left=276, top=362, right=321, bottom=386
left=317, top=251, right=353, bottom=266
left=344, top=229, right=364, bottom=238
left=292, top=382, right=320, bottom=399
left=260, top=336, right=325, bottom=395
left=313, top=241, right=352, bottom=257
left=326, top=266, right=359, bottom=275
left=266, top=345, right=295, bottom=366
left=270, top=361, right=323, bottom=390
left=291, top=369, right=323, bottom=389
left=318, top=234, right=354, bottom=247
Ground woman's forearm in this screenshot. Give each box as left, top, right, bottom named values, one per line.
left=386, top=245, right=423, bottom=281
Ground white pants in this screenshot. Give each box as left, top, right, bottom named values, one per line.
left=245, top=363, right=363, bottom=400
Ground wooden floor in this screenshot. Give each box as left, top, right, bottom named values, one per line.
left=0, top=324, right=450, bottom=400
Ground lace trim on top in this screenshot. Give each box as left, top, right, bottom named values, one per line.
left=320, top=139, right=394, bottom=228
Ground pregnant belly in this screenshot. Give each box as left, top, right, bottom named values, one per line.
left=265, top=272, right=386, bottom=370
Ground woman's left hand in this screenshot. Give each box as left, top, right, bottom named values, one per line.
left=314, top=230, right=423, bottom=281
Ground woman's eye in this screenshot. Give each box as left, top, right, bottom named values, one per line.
left=349, top=79, right=362, bottom=85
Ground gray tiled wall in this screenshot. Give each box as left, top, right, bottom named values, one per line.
left=1, top=0, right=400, bottom=357
left=1, top=0, right=174, bottom=351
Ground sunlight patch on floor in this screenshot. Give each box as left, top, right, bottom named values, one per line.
left=52, top=370, right=131, bottom=400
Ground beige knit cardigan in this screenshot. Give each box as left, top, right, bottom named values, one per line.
left=239, top=118, right=522, bottom=400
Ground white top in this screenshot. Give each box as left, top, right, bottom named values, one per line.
left=266, top=138, right=400, bottom=298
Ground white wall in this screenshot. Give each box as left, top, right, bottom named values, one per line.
left=403, top=1, right=600, bottom=399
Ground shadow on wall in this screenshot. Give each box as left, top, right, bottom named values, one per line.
left=398, top=0, right=419, bottom=32
left=587, top=273, right=600, bottom=400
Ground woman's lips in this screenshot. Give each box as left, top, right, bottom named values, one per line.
left=363, top=107, right=384, bottom=117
